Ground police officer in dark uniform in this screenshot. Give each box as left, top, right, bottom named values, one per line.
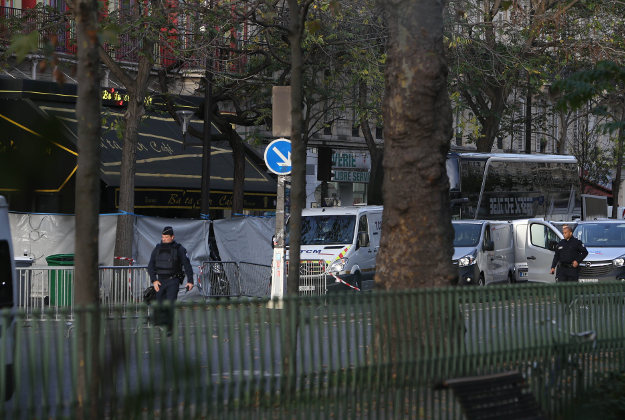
left=550, top=224, right=588, bottom=282
left=147, top=226, right=194, bottom=333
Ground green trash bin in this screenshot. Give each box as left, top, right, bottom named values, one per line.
left=46, top=254, right=74, bottom=306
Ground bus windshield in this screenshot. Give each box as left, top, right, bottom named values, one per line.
left=573, top=223, right=625, bottom=247
left=286, top=215, right=357, bottom=245
left=453, top=223, right=482, bottom=247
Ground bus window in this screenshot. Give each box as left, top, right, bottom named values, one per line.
left=446, top=156, right=460, bottom=191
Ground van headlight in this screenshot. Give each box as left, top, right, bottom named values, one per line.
left=458, top=254, right=476, bottom=267
left=328, top=258, right=348, bottom=273
left=614, top=256, right=625, bottom=267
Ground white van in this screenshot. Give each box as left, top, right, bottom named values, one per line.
left=286, top=206, right=383, bottom=292
left=0, top=196, right=16, bottom=399
left=511, top=218, right=563, bottom=283
left=452, top=220, right=515, bottom=285
left=571, top=220, right=625, bottom=283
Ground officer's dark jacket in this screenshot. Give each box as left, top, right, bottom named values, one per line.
left=551, top=237, right=588, bottom=269
left=147, top=241, right=194, bottom=284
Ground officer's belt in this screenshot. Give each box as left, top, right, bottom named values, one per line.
left=559, top=262, right=575, bottom=268
left=156, top=274, right=175, bottom=280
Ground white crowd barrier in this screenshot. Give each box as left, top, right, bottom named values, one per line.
left=15, top=266, right=151, bottom=320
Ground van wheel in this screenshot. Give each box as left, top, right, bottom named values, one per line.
left=478, top=273, right=485, bottom=286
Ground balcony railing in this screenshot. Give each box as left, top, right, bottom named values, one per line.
left=0, top=6, right=249, bottom=73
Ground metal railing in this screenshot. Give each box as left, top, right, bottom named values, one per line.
left=286, top=259, right=328, bottom=295
left=198, top=261, right=271, bottom=298
left=1, top=282, right=624, bottom=418
left=0, top=6, right=251, bottom=73
left=16, top=266, right=151, bottom=320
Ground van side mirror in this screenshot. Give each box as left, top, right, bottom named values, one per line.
left=483, top=240, right=494, bottom=252
left=548, top=240, right=558, bottom=251
left=357, top=231, right=370, bottom=248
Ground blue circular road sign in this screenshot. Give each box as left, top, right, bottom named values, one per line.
left=264, top=138, right=292, bottom=175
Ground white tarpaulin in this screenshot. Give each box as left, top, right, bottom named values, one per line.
left=212, top=217, right=275, bottom=265
left=9, top=213, right=272, bottom=292
left=9, top=213, right=118, bottom=265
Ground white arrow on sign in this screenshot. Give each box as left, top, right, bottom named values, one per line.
left=273, top=147, right=291, bottom=167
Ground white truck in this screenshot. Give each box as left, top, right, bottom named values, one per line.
left=453, top=218, right=565, bottom=285
left=286, top=206, right=383, bottom=292
left=452, top=220, right=515, bottom=285
left=0, top=196, right=16, bottom=399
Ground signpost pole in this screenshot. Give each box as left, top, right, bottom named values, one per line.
left=264, top=138, right=292, bottom=303
left=270, top=176, right=286, bottom=300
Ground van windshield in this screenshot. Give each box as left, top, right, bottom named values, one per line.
left=574, top=223, right=625, bottom=247
left=287, top=215, right=357, bottom=245
left=453, top=223, right=482, bottom=247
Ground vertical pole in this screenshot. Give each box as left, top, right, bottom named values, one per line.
left=201, top=68, right=213, bottom=219
left=271, top=176, right=286, bottom=299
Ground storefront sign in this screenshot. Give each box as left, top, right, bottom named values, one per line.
left=115, top=188, right=276, bottom=211
left=331, top=151, right=370, bottom=170
left=330, top=151, right=371, bottom=183
left=332, top=170, right=370, bottom=183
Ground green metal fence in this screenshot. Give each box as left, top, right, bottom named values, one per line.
left=1, top=282, right=624, bottom=419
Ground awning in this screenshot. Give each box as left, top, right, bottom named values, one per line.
left=0, top=98, right=77, bottom=193
left=0, top=85, right=276, bottom=212
left=40, top=102, right=275, bottom=192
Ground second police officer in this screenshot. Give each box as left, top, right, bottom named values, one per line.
left=550, top=224, right=588, bottom=282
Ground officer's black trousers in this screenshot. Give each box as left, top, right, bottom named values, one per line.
left=154, top=277, right=179, bottom=330
left=556, top=266, right=579, bottom=283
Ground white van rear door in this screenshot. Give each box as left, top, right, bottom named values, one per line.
left=350, top=213, right=376, bottom=281
left=525, top=219, right=562, bottom=283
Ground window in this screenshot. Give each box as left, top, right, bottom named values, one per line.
left=453, top=223, right=482, bottom=247
left=530, top=224, right=558, bottom=249
left=357, top=215, right=369, bottom=246
left=352, top=125, right=360, bottom=137
left=358, top=215, right=368, bottom=235
left=375, top=126, right=383, bottom=139
left=288, top=215, right=357, bottom=245
left=324, top=124, right=332, bottom=135
left=484, top=225, right=491, bottom=244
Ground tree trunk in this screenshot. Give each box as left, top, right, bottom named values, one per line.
left=105, top=10, right=154, bottom=266
left=113, top=98, right=143, bottom=265
left=525, top=74, right=533, bottom=153
left=611, top=105, right=625, bottom=219
left=376, top=0, right=456, bottom=289
left=557, top=111, right=568, bottom=154
left=474, top=88, right=505, bottom=152
left=286, top=0, right=306, bottom=296
left=74, top=0, right=101, bottom=416
left=226, top=127, right=245, bottom=215
left=359, top=80, right=384, bottom=205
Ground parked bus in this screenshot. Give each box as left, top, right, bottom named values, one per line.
left=447, top=153, right=581, bottom=221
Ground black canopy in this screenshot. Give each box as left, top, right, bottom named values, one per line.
left=0, top=78, right=276, bottom=213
